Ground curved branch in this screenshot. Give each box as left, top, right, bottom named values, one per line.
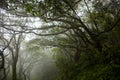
left=33, top=29, right=69, bottom=36
left=99, top=17, right=120, bottom=35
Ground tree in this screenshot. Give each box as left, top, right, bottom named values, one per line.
left=1, top=0, right=120, bottom=80
left=0, top=8, right=29, bottom=80
left=9, top=0, right=120, bottom=60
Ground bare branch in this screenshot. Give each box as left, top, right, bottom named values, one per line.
left=33, top=29, right=69, bottom=36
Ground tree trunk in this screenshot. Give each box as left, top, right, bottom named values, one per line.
left=12, top=61, right=17, bottom=80
left=0, top=50, right=7, bottom=80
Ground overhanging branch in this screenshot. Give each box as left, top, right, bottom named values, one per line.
left=99, top=17, right=120, bottom=35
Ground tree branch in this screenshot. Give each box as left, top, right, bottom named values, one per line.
left=99, top=17, right=120, bottom=35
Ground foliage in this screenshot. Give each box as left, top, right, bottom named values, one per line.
left=51, top=0, right=120, bottom=80
left=1, top=0, right=120, bottom=80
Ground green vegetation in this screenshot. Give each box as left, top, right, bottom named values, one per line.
left=0, top=0, right=120, bottom=80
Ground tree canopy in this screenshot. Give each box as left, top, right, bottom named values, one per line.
left=0, top=0, right=120, bottom=80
